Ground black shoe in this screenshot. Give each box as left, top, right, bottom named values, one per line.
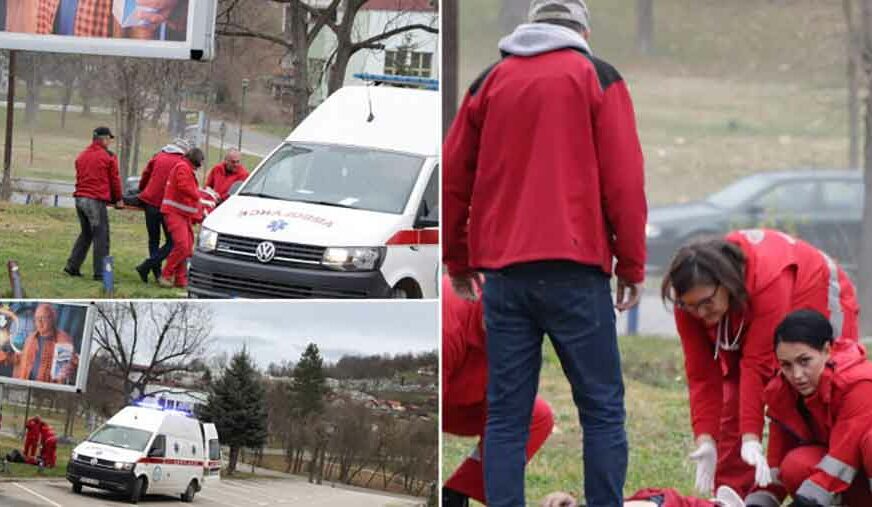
left=135, top=262, right=150, bottom=283
left=63, top=267, right=82, bottom=277
left=442, top=487, right=469, bottom=507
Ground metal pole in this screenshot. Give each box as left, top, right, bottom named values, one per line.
left=0, top=50, right=16, bottom=201
left=238, top=79, right=248, bottom=151
left=24, top=386, right=31, bottom=423
left=442, top=0, right=458, bottom=138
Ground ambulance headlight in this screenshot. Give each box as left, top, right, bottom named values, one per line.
left=71, top=451, right=78, bottom=461
left=114, top=461, right=135, bottom=471
left=322, top=247, right=385, bottom=271
left=646, top=223, right=662, bottom=239
left=198, top=228, right=219, bottom=252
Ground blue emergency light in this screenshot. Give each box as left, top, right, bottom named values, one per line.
left=131, top=397, right=195, bottom=418
left=353, top=73, right=439, bottom=91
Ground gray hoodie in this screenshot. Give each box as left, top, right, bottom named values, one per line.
left=498, top=22, right=591, bottom=57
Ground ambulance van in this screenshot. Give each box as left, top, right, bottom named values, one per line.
left=188, top=76, right=440, bottom=299
left=67, top=405, right=221, bottom=503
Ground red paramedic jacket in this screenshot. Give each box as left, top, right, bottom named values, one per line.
left=677, top=229, right=859, bottom=440
left=206, top=162, right=249, bottom=201
left=750, top=341, right=872, bottom=505
left=160, top=159, right=201, bottom=220
left=441, top=276, right=487, bottom=408
left=442, top=47, right=646, bottom=282
left=73, top=141, right=122, bottom=203
left=138, top=151, right=185, bottom=208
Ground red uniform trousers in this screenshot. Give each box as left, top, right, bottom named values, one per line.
left=23, top=435, right=39, bottom=458
left=443, top=396, right=553, bottom=503
left=41, top=436, right=57, bottom=468
left=713, top=375, right=756, bottom=496
left=161, top=212, right=194, bottom=287
left=779, top=437, right=872, bottom=507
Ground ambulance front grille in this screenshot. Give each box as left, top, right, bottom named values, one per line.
left=188, top=271, right=369, bottom=299
left=214, top=234, right=326, bottom=268
left=75, top=455, right=115, bottom=469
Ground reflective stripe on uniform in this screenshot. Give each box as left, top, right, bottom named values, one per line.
left=744, top=491, right=780, bottom=507
left=818, top=454, right=857, bottom=483
left=162, top=199, right=198, bottom=214
left=797, top=479, right=836, bottom=505
left=822, top=253, right=844, bottom=339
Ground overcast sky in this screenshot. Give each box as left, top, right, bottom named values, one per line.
left=208, top=301, right=438, bottom=367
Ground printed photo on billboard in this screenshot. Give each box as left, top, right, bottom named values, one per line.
left=0, top=301, right=95, bottom=393
left=0, top=0, right=216, bottom=60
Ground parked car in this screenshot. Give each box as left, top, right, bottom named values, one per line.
left=646, top=170, right=863, bottom=272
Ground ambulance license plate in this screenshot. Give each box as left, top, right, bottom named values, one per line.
left=81, top=478, right=100, bottom=485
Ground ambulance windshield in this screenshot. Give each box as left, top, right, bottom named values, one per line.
left=238, top=143, right=425, bottom=215
left=88, top=424, right=153, bottom=452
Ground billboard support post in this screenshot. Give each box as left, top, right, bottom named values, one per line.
left=0, top=50, right=15, bottom=201
left=8, top=261, right=24, bottom=299
left=238, top=79, right=249, bottom=151
left=24, top=386, right=31, bottom=423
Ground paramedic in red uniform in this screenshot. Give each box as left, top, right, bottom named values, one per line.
left=135, top=138, right=191, bottom=282
left=38, top=419, right=57, bottom=468
left=205, top=149, right=248, bottom=202
left=159, top=148, right=204, bottom=288
left=743, top=310, right=872, bottom=507
left=23, top=416, right=41, bottom=459
left=660, top=229, right=860, bottom=497
left=64, top=126, right=123, bottom=281
left=441, top=276, right=554, bottom=506
left=442, top=1, right=647, bottom=504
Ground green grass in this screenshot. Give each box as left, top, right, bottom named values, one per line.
left=0, top=435, right=73, bottom=479
left=249, top=122, right=292, bottom=140
left=443, top=335, right=694, bottom=506
left=1, top=403, right=92, bottom=442
left=1, top=107, right=262, bottom=183
left=0, top=202, right=189, bottom=298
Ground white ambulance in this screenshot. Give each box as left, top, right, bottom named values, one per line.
left=188, top=76, right=440, bottom=299
left=67, top=405, right=221, bottom=503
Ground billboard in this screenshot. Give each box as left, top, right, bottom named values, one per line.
left=0, top=301, right=95, bottom=393
left=0, top=0, right=217, bottom=61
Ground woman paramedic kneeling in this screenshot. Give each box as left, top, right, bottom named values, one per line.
left=661, top=229, right=859, bottom=497
left=744, top=310, right=872, bottom=507
left=442, top=276, right=554, bottom=506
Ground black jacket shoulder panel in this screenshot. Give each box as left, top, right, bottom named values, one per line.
left=468, top=61, right=501, bottom=97
left=576, top=52, right=623, bottom=91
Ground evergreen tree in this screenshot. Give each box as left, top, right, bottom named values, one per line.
left=290, top=343, right=328, bottom=419
left=200, top=348, right=267, bottom=475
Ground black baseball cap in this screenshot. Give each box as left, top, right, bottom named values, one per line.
left=93, top=126, right=115, bottom=138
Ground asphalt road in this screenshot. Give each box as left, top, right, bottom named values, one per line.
left=0, top=478, right=424, bottom=506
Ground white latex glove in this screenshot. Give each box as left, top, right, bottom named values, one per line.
left=740, top=439, right=772, bottom=487
left=689, top=439, right=717, bottom=495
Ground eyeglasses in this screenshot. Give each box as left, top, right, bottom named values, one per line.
left=676, top=283, right=720, bottom=314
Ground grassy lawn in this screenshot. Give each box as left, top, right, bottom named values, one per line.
left=0, top=434, right=73, bottom=479
left=442, top=335, right=693, bottom=506
left=459, top=1, right=853, bottom=207
left=1, top=108, right=261, bottom=183
left=250, top=122, right=292, bottom=140
left=0, top=202, right=189, bottom=298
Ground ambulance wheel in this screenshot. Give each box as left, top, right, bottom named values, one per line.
left=181, top=480, right=197, bottom=502
left=130, top=477, right=146, bottom=504
left=71, top=482, right=82, bottom=494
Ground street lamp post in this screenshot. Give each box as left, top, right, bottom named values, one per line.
left=238, top=78, right=250, bottom=151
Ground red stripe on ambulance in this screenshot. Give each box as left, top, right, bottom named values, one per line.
left=386, top=229, right=439, bottom=246
left=137, top=457, right=204, bottom=467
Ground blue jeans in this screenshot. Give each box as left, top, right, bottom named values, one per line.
left=482, top=262, right=627, bottom=507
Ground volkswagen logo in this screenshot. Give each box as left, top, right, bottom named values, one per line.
left=255, top=241, right=276, bottom=263
left=90, top=458, right=98, bottom=466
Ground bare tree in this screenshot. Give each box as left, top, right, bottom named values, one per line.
left=636, top=0, right=654, bottom=55
left=91, top=302, right=213, bottom=404
left=845, top=0, right=862, bottom=169
left=860, top=1, right=872, bottom=336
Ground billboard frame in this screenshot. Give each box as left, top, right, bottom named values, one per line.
left=0, top=301, right=96, bottom=394
left=0, top=0, right=217, bottom=61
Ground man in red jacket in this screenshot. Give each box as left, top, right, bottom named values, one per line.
left=135, top=138, right=191, bottom=282
left=64, top=126, right=123, bottom=281
left=442, top=276, right=554, bottom=506
left=205, top=149, right=248, bottom=202
left=159, top=148, right=204, bottom=288
left=442, top=1, right=646, bottom=505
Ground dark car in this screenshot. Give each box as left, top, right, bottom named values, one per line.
left=646, top=170, right=864, bottom=272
